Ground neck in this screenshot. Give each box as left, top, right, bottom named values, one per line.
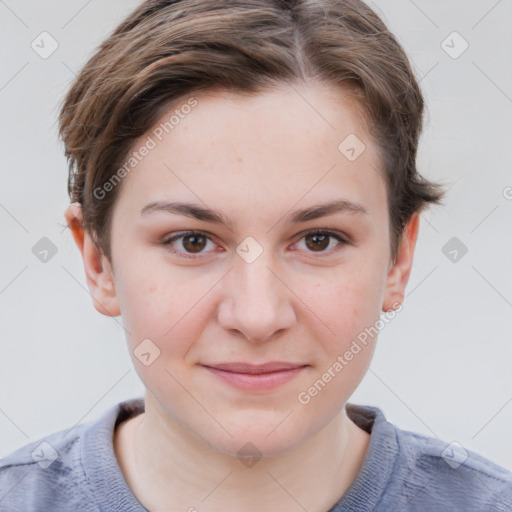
left=115, top=392, right=370, bottom=512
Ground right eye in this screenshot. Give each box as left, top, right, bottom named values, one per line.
left=161, top=231, right=220, bottom=259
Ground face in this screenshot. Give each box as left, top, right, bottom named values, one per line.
left=68, top=82, right=417, bottom=457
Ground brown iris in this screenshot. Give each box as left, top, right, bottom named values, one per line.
left=181, top=234, right=208, bottom=253
left=304, top=233, right=330, bottom=252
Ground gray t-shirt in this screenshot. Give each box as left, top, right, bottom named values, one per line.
left=1, top=397, right=511, bottom=511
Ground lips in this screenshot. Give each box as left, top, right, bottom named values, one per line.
left=201, top=362, right=309, bottom=391
left=201, top=362, right=307, bottom=374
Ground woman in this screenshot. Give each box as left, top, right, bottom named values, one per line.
left=1, top=1, right=511, bottom=510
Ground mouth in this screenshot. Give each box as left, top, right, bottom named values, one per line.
left=200, top=362, right=309, bottom=391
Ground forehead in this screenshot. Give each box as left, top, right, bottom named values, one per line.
left=167, top=83, right=372, bottom=156
left=113, top=82, right=386, bottom=223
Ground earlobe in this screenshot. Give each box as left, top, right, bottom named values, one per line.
left=381, top=213, right=420, bottom=313
left=64, top=203, right=121, bottom=317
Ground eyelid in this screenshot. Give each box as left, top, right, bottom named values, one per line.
left=293, top=228, right=350, bottom=244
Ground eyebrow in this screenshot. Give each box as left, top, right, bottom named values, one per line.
left=140, top=199, right=369, bottom=230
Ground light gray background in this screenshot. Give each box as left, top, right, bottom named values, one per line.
left=1, top=0, right=511, bottom=472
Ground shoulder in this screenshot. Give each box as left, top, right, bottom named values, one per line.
left=390, top=424, right=512, bottom=511
left=0, top=421, right=94, bottom=511
left=346, top=403, right=512, bottom=511
left=0, top=397, right=145, bottom=512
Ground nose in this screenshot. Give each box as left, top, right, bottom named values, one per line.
left=217, top=246, right=296, bottom=343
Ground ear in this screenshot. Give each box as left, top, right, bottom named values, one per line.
left=381, top=212, right=420, bottom=312
left=64, top=203, right=121, bottom=317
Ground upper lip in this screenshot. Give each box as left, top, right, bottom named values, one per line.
left=202, top=362, right=308, bottom=374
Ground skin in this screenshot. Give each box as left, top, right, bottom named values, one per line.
left=65, top=81, right=419, bottom=512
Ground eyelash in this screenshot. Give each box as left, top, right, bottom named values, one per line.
left=160, top=229, right=351, bottom=260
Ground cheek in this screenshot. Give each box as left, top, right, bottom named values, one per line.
left=117, top=274, right=211, bottom=411
left=117, top=266, right=214, bottom=359
left=292, top=266, right=383, bottom=393
left=294, top=275, right=382, bottom=420
left=298, top=262, right=383, bottom=340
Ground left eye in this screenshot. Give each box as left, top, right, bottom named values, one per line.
left=293, top=230, right=348, bottom=254
left=161, top=230, right=349, bottom=259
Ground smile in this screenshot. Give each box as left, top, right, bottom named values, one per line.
left=201, top=363, right=308, bottom=391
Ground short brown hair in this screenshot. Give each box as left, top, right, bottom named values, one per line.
left=59, top=0, right=446, bottom=265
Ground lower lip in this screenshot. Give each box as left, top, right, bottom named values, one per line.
left=202, top=366, right=307, bottom=391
